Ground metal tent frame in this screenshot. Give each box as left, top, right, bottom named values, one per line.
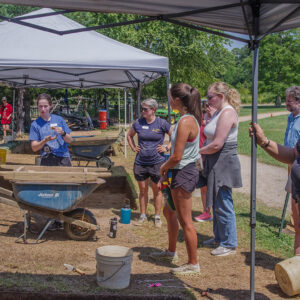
left=0, top=2, right=299, bottom=299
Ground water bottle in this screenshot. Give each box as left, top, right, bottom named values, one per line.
left=161, top=181, right=176, bottom=211
left=120, top=205, right=131, bottom=224
left=109, top=217, right=117, bottom=238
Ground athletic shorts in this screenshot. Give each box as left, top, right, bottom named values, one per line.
left=133, top=162, right=162, bottom=183
left=1, top=118, right=11, bottom=125
left=41, top=153, right=72, bottom=167
left=170, top=163, right=199, bottom=193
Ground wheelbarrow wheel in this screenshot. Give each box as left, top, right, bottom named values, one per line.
left=63, top=208, right=97, bottom=241
left=97, top=156, right=112, bottom=170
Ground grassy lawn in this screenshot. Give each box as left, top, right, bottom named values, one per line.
left=239, top=105, right=287, bottom=117
left=238, top=115, right=288, bottom=167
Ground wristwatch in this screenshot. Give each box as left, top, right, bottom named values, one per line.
left=164, top=145, right=169, bottom=151
left=61, top=131, right=67, bottom=137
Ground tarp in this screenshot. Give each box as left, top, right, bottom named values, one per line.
left=0, top=8, right=169, bottom=88
left=0, top=1, right=299, bottom=38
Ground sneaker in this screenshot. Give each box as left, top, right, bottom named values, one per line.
left=194, top=211, right=212, bottom=222
left=133, top=215, right=148, bottom=226
left=154, top=217, right=162, bottom=228
left=170, top=263, right=200, bottom=276
left=150, top=249, right=179, bottom=263
left=211, top=246, right=236, bottom=256
left=203, top=238, right=219, bottom=247
left=47, top=220, right=64, bottom=231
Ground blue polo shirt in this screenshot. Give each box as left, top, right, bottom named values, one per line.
left=29, top=114, right=71, bottom=157
left=133, top=117, right=171, bottom=165
left=284, top=112, right=300, bottom=148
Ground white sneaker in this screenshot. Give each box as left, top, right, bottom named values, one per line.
left=170, top=263, right=200, bottom=276
left=154, top=217, right=162, bottom=228
left=133, top=215, right=148, bottom=226
left=150, top=249, right=178, bottom=263
left=211, top=246, right=236, bottom=256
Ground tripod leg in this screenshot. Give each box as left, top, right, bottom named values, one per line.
left=279, top=193, right=290, bottom=237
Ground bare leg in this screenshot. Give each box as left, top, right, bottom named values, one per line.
left=2, top=125, right=6, bottom=137
left=163, top=204, right=178, bottom=252
left=152, top=181, right=162, bottom=215
left=292, top=198, right=300, bottom=254
left=171, top=187, right=198, bottom=265
left=137, top=179, right=149, bottom=215
left=200, top=186, right=210, bottom=213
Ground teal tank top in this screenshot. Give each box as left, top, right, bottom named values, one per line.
left=171, top=113, right=200, bottom=169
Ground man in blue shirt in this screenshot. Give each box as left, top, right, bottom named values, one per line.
left=284, top=86, right=300, bottom=148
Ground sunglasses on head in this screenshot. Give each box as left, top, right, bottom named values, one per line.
left=141, top=107, right=151, bottom=112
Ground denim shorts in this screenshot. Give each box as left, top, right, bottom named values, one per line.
left=170, top=163, right=199, bottom=193
left=134, top=162, right=162, bottom=183
left=196, top=171, right=207, bottom=189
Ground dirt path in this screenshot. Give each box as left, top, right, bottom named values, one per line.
left=239, top=111, right=289, bottom=122
left=237, top=154, right=288, bottom=211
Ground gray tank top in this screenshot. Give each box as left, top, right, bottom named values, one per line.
left=171, top=113, right=200, bottom=169
left=204, top=105, right=238, bottom=145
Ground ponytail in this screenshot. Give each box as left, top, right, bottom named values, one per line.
left=170, top=83, right=202, bottom=125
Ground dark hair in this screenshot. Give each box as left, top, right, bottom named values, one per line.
left=37, top=93, right=52, bottom=106
left=169, top=83, right=202, bottom=125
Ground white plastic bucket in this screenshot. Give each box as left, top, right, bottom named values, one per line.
left=275, top=255, right=300, bottom=296
left=96, top=245, right=133, bottom=289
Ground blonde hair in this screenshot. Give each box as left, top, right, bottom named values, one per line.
left=208, top=82, right=241, bottom=114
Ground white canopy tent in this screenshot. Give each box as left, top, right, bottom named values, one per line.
left=0, top=8, right=169, bottom=89
left=0, top=2, right=299, bottom=299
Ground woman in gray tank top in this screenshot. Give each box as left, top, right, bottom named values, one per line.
left=199, top=82, right=242, bottom=257
left=150, top=83, right=202, bottom=276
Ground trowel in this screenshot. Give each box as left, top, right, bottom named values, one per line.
left=64, top=263, right=85, bottom=275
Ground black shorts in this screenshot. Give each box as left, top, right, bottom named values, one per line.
left=196, top=171, right=207, bottom=189
left=41, top=153, right=72, bottom=166
left=170, top=163, right=199, bottom=193
left=134, top=163, right=162, bottom=184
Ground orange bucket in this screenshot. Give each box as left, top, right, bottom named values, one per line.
left=99, top=110, right=107, bottom=130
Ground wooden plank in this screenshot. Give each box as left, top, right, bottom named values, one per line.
left=0, top=196, right=19, bottom=208
left=0, top=187, right=13, bottom=197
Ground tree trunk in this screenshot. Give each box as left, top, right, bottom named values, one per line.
left=16, top=88, right=25, bottom=137
left=24, top=89, right=31, bottom=133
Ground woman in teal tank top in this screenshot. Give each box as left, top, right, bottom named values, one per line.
left=150, top=83, right=202, bottom=275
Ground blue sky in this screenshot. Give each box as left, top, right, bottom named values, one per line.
left=225, top=32, right=248, bottom=50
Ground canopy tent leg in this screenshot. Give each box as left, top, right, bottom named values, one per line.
left=250, top=42, right=259, bottom=300
left=124, top=88, right=127, bottom=158
left=137, top=81, right=141, bottom=118
left=166, top=73, right=171, bottom=123
left=118, top=89, right=121, bottom=132
left=12, top=88, right=16, bottom=141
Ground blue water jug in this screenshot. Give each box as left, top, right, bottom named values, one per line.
left=121, top=205, right=131, bottom=224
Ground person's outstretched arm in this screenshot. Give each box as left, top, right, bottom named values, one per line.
left=249, top=122, right=297, bottom=164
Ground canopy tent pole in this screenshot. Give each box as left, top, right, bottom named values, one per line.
left=124, top=88, right=127, bottom=158
left=166, top=73, right=171, bottom=123
left=12, top=88, right=16, bottom=140
left=137, top=81, right=141, bottom=118
left=118, top=89, right=121, bottom=132
left=250, top=42, right=259, bottom=300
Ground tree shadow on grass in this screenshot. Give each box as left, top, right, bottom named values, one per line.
left=241, top=251, right=282, bottom=271
left=238, top=211, right=283, bottom=229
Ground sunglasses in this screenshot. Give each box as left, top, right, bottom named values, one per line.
left=207, top=95, right=215, bottom=100
left=141, top=107, right=151, bottom=112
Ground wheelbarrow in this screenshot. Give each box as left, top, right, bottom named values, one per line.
left=69, top=132, right=122, bottom=170
left=0, top=165, right=111, bottom=243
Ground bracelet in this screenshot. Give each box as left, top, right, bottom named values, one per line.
left=261, top=139, right=270, bottom=148
left=61, top=131, right=66, bottom=137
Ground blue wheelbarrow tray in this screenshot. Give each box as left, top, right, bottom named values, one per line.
left=0, top=165, right=109, bottom=212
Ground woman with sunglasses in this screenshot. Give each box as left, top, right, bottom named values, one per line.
left=127, top=98, right=172, bottom=227
left=151, top=83, right=202, bottom=276
left=200, top=82, right=242, bottom=257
